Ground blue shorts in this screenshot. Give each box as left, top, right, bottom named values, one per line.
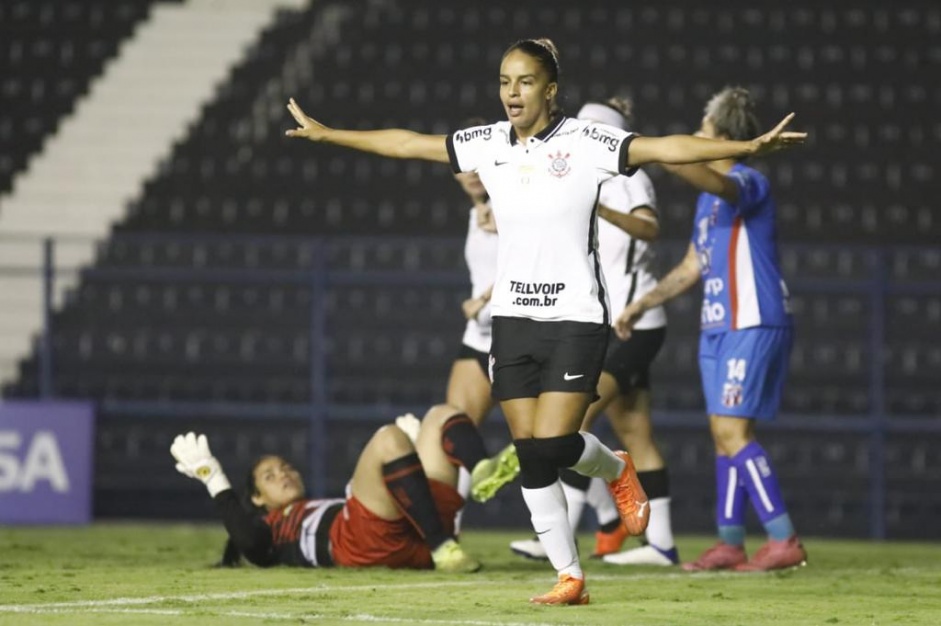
left=698, top=327, right=792, bottom=420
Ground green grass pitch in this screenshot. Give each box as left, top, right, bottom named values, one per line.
left=1, top=524, right=940, bottom=625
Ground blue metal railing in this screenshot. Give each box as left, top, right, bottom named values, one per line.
left=3, top=234, right=940, bottom=538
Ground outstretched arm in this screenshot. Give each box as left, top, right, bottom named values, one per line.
left=661, top=163, right=740, bottom=204
left=285, top=98, right=449, bottom=162
left=170, top=432, right=277, bottom=567
left=597, top=205, right=659, bottom=241
left=213, top=490, right=277, bottom=567
left=627, top=113, right=806, bottom=167
left=614, top=244, right=701, bottom=339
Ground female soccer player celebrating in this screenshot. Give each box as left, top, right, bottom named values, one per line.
left=285, top=38, right=805, bottom=604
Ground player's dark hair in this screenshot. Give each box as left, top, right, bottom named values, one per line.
left=503, top=37, right=560, bottom=83
left=216, top=455, right=277, bottom=568
left=244, top=455, right=273, bottom=502
left=704, top=86, right=760, bottom=142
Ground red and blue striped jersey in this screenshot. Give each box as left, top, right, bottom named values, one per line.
left=691, top=163, right=792, bottom=334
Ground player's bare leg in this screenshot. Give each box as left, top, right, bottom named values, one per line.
left=352, top=413, right=480, bottom=572
left=446, top=359, right=495, bottom=426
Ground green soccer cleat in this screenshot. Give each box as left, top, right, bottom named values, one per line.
left=470, top=443, right=520, bottom=503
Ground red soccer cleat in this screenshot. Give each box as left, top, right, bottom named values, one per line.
left=607, top=451, right=650, bottom=536
left=735, top=536, right=807, bottom=572
left=681, top=541, right=747, bottom=571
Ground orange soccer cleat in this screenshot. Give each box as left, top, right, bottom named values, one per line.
left=591, top=522, right=629, bottom=558
left=607, top=451, right=650, bottom=536
left=529, top=574, right=589, bottom=606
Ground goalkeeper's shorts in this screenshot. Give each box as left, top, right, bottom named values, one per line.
left=329, top=479, right=462, bottom=569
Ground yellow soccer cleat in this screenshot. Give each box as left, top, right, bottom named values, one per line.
left=470, top=443, right=520, bottom=503
left=431, top=539, right=482, bottom=573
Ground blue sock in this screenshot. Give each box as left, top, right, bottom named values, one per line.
left=718, top=524, right=746, bottom=547
left=715, top=455, right=748, bottom=546
left=732, top=442, right=794, bottom=539
left=764, top=513, right=795, bottom=542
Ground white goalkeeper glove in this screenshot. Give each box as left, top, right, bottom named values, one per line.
left=394, top=413, right=421, bottom=444
left=170, top=432, right=231, bottom=497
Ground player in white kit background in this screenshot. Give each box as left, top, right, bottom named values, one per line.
left=439, top=125, right=518, bottom=523
left=446, top=117, right=499, bottom=429
left=285, top=37, right=806, bottom=604
left=508, top=96, right=679, bottom=567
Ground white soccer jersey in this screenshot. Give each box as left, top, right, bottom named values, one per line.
left=447, top=117, right=637, bottom=325
left=462, top=204, right=499, bottom=353
left=596, top=169, right=667, bottom=330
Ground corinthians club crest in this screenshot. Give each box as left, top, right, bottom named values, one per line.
left=548, top=151, right=571, bottom=178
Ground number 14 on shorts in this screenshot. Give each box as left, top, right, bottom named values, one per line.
left=726, top=358, right=747, bottom=382
left=722, top=358, right=746, bottom=408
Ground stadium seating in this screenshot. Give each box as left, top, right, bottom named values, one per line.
left=0, top=0, right=180, bottom=194
left=106, top=1, right=940, bottom=241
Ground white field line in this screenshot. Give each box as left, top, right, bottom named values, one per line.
left=0, top=581, right=484, bottom=612
left=0, top=570, right=732, bottom=615
left=0, top=605, right=583, bottom=626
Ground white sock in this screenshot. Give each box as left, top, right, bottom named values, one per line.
left=568, top=432, right=623, bottom=482
left=561, top=481, right=587, bottom=533
left=586, top=476, right=620, bottom=526
left=521, top=482, right=583, bottom=579
left=453, top=467, right=471, bottom=535
left=456, top=466, right=471, bottom=500
left=646, top=497, right=675, bottom=550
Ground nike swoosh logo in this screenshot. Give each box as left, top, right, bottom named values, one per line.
left=563, top=372, right=584, bottom=381
left=534, top=529, right=550, bottom=536
left=494, top=159, right=509, bottom=166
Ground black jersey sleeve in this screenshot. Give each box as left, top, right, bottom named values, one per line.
left=213, top=489, right=277, bottom=567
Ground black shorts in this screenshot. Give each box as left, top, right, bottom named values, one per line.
left=602, top=326, right=666, bottom=394
left=490, top=316, right=609, bottom=401
left=456, top=343, right=490, bottom=378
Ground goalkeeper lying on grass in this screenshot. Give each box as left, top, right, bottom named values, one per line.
left=171, top=404, right=518, bottom=572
